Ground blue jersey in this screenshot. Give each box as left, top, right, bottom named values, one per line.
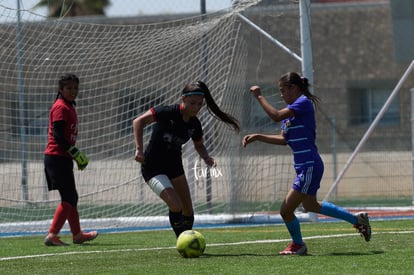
left=281, top=95, right=320, bottom=168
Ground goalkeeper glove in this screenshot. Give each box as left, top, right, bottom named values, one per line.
left=67, top=146, right=89, bottom=170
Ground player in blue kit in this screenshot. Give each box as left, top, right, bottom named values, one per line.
left=242, top=72, right=371, bottom=255
left=133, top=81, right=240, bottom=238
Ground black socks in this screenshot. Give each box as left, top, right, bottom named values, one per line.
left=169, top=210, right=184, bottom=238
left=169, top=211, right=194, bottom=237
left=183, top=214, right=194, bottom=231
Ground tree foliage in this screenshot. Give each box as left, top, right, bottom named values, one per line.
left=35, top=0, right=110, bottom=17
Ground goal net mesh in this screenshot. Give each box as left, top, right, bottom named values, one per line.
left=0, top=1, right=305, bottom=235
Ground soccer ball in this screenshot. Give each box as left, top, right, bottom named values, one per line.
left=176, top=230, right=206, bottom=258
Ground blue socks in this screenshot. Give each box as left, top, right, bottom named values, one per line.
left=285, top=217, right=304, bottom=245
left=320, top=201, right=356, bottom=224
left=284, top=202, right=357, bottom=245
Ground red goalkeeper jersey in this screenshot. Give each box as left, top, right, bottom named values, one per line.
left=44, top=98, right=78, bottom=158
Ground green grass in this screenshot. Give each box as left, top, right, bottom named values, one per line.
left=1, top=219, right=413, bottom=275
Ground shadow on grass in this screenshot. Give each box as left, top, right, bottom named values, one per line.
left=202, top=253, right=276, bottom=257
left=203, top=250, right=384, bottom=257
left=323, top=250, right=384, bottom=256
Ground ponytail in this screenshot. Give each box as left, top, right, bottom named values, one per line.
left=182, top=81, right=240, bottom=132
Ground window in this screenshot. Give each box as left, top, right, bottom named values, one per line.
left=348, top=85, right=400, bottom=126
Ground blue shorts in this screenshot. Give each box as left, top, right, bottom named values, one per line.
left=292, top=159, right=324, bottom=196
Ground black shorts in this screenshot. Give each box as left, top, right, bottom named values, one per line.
left=44, top=155, right=75, bottom=191
left=141, top=158, right=184, bottom=182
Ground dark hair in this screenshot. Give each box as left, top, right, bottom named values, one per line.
left=182, top=81, right=240, bottom=132
left=279, top=72, right=319, bottom=105
left=55, top=73, right=79, bottom=100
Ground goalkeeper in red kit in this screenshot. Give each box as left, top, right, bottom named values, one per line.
left=43, top=74, right=98, bottom=246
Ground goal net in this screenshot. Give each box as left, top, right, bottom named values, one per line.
left=0, top=1, right=311, bottom=236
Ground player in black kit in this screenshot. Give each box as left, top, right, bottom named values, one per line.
left=133, top=81, right=239, bottom=238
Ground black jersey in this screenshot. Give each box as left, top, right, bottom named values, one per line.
left=142, top=104, right=203, bottom=181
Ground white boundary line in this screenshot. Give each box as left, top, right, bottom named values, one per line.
left=1, top=230, right=413, bottom=261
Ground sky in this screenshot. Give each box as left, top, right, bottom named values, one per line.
left=0, top=0, right=233, bottom=17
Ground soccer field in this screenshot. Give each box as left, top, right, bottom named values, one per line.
left=1, top=219, right=413, bottom=275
